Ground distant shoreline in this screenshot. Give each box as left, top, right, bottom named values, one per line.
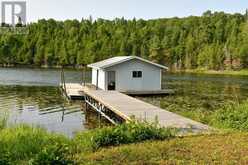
left=1, top=65, right=248, bottom=76
left=173, top=69, right=248, bottom=76
left=0, top=64, right=86, bottom=70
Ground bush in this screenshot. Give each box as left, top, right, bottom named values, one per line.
left=212, top=100, right=248, bottom=130
left=74, top=122, right=176, bottom=152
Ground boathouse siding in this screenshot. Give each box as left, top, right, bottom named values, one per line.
left=89, top=56, right=168, bottom=92
left=105, top=59, right=162, bottom=91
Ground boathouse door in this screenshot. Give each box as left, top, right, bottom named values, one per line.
left=107, top=71, right=116, bottom=90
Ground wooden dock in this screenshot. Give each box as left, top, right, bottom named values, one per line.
left=60, top=83, right=84, bottom=100
left=61, top=83, right=210, bottom=133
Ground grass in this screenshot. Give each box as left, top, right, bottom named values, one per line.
left=1, top=100, right=248, bottom=164
left=75, top=100, right=248, bottom=164
left=211, top=100, right=248, bottom=130
left=0, top=122, right=175, bottom=164
left=77, top=132, right=248, bottom=164
left=4, top=124, right=248, bottom=164
left=0, top=117, right=7, bottom=130
left=0, top=125, right=73, bottom=165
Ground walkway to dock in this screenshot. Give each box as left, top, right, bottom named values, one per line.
left=61, top=83, right=210, bottom=133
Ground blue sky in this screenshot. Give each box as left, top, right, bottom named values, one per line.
left=22, top=0, right=248, bottom=22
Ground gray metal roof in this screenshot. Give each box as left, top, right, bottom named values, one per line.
left=88, top=56, right=168, bottom=70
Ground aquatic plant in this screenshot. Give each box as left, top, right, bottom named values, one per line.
left=211, top=100, right=248, bottom=130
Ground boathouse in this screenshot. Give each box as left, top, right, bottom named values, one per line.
left=88, top=56, right=168, bottom=92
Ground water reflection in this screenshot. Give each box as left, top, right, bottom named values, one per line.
left=0, top=67, right=90, bottom=86
left=138, top=73, right=248, bottom=124
left=0, top=86, right=109, bottom=138
left=1, top=68, right=248, bottom=136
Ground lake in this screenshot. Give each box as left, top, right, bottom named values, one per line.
left=140, top=72, right=248, bottom=123
left=0, top=68, right=248, bottom=137
left=0, top=68, right=106, bottom=138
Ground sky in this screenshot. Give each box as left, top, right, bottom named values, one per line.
left=3, top=0, right=248, bottom=22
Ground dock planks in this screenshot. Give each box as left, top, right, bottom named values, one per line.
left=61, top=83, right=210, bottom=132
left=60, top=83, right=84, bottom=100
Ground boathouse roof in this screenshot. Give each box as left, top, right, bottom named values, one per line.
left=87, top=56, right=168, bottom=70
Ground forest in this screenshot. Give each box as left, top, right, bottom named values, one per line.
left=1, top=10, right=248, bottom=70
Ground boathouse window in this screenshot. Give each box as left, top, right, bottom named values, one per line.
left=132, top=71, right=142, bottom=78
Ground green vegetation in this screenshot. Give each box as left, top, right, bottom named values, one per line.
left=161, top=97, right=248, bottom=131
left=77, top=133, right=248, bottom=164
left=0, top=117, right=7, bottom=130
left=157, top=95, right=220, bottom=125
left=212, top=100, right=248, bottom=130
left=181, top=69, right=248, bottom=76
left=74, top=122, right=176, bottom=152
left=0, top=125, right=73, bottom=165
left=1, top=84, right=248, bottom=163
left=1, top=11, right=248, bottom=70
left=0, top=122, right=175, bottom=164
left=2, top=100, right=248, bottom=164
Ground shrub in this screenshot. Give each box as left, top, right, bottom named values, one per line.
left=74, top=122, right=176, bottom=152
left=212, top=100, right=248, bottom=130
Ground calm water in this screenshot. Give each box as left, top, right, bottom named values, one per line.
left=0, top=68, right=248, bottom=136
left=0, top=68, right=104, bottom=138
left=0, top=67, right=84, bottom=86
left=139, top=73, right=248, bottom=123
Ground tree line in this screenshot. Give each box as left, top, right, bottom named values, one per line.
left=1, top=10, right=248, bottom=70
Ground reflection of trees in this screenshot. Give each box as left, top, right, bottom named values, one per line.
left=9, top=86, right=63, bottom=108
left=0, top=86, right=63, bottom=116
left=0, top=86, right=114, bottom=130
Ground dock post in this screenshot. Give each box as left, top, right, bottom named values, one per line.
left=61, top=66, right=67, bottom=93
left=61, top=106, right=65, bottom=122
left=85, top=100, right=88, bottom=111
left=96, top=69, right=99, bottom=90
left=98, top=106, right=101, bottom=128
left=81, top=65, right=84, bottom=85
left=60, top=68, right=63, bottom=86
left=144, top=111, right=147, bottom=122
left=84, top=65, right=87, bottom=86
left=81, top=64, right=86, bottom=86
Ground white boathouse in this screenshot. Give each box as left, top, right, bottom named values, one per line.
left=87, top=56, right=168, bottom=92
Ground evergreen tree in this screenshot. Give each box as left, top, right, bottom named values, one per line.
left=0, top=11, right=247, bottom=70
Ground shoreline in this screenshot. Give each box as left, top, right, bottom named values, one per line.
left=172, top=69, right=248, bottom=76
left=1, top=65, right=248, bottom=76
left=0, top=65, right=88, bottom=71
